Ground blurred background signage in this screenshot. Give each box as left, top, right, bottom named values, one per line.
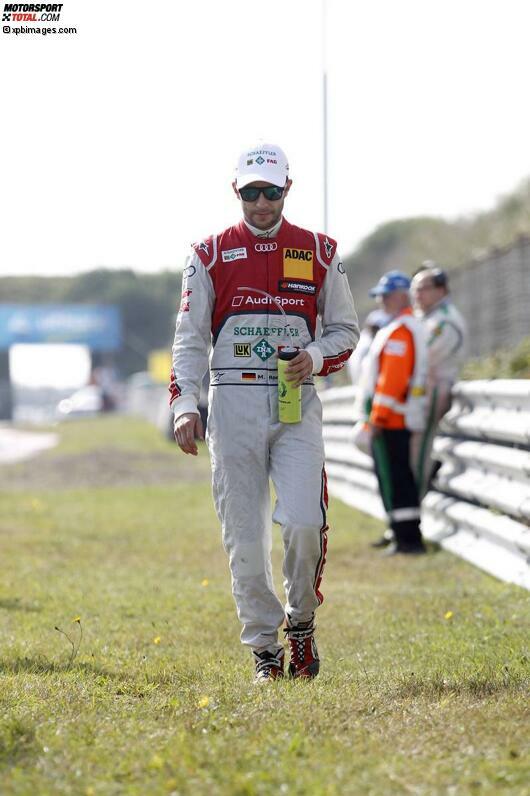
left=0, top=305, right=122, bottom=351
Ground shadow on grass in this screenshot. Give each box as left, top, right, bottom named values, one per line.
left=390, top=667, right=530, bottom=698
left=0, top=598, right=42, bottom=613
left=0, top=656, right=201, bottom=691
left=0, top=656, right=122, bottom=679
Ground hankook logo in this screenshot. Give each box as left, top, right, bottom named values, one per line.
left=254, top=242, right=278, bottom=253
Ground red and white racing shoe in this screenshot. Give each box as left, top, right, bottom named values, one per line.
left=284, top=618, right=320, bottom=679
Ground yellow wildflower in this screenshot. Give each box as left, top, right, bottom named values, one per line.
left=153, top=636, right=161, bottom=645
left=444, top=610, right=454, bottom=620
left=201, top=579, right=209, bottom=587
left=198, top=696, right=209, bottom=708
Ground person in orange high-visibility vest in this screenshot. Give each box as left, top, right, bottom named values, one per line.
left=355, top=271, right=428, bottom=554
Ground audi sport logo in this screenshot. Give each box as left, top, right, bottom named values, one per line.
left=254, top=242, right=278, bottom=252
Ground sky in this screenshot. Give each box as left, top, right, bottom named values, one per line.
left=2, top=0, right=530, bottom=276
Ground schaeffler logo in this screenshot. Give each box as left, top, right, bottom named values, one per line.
left=3, top=3, right=63, bottom=21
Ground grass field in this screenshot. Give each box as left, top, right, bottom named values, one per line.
left=0, top=416, right=529, bottom=795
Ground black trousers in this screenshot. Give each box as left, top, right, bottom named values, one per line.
left=371, top=428, right=423, bottom=547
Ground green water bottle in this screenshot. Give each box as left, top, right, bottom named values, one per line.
left=277, top=347, right=302, bottom=424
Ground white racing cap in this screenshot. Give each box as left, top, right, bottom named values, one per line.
left=235, top=143, right=290, bottom=188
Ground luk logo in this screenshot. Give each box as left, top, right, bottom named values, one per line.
left=253, top=339, right=275, bottom=362
left=255, top=242, right=277, bottom=253
left=283, top=248, right=313, bottom=280
left=233, top=343, right=251, bottom=357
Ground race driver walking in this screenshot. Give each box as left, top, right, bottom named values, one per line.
left=170, top=143, right=359, bottom=682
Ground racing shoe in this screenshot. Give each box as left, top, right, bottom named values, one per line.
left=252, top=647, right=285, bottom=683
left=284, top=619, right=320, bottom=679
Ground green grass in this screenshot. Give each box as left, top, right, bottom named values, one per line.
left=0, top=416, right=529, bottom=795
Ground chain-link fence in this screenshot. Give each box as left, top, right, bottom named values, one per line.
left=447, top=235, right=530, bottom=358
left=348, top=234, right=530, bottom=359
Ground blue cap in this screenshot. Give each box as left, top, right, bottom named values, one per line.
left=369, top=270, right=411, bottom=297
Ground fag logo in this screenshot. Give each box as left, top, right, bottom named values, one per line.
left=222, top=247, right=247, bottom=263
left=283, top=248, right=313, bottom=280
left=233, top=343, right=251, bottom=357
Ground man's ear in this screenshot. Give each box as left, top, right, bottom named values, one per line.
left=232, top=181, right=240, bottom=198
left=283, top=179, right=293, bottom=198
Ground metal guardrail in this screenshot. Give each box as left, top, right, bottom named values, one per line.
left=320, top=381, right=530, bottom=591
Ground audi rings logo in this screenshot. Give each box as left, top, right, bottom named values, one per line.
left=254, top=242, right=278, bottom=252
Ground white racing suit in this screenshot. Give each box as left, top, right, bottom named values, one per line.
left=412, top=297, right=468, bottom=495
left=169, top=217, right=359, bottom=651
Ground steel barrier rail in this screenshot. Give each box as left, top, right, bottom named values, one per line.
left=442, top=379, right=530, bottom=445
left=320, top=381, right=530, bottom=591
left=433, top=437, right=530, bottom=521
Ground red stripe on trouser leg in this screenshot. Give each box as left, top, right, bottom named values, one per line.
left=313, top=465, right=329, bottom=605
left=314, top=524, right=329, bottom=605
left=322, top=467, right=329, bottom=510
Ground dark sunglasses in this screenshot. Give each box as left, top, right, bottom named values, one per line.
left=239, top=185, right=285, bottom=202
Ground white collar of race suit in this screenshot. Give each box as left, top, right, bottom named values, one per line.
left=243, top=217, right=283, bottom=238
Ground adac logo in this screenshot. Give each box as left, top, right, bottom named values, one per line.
left=283, top=248, right=313, bottom=280
left=284, top=248, right=313, bottom=262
